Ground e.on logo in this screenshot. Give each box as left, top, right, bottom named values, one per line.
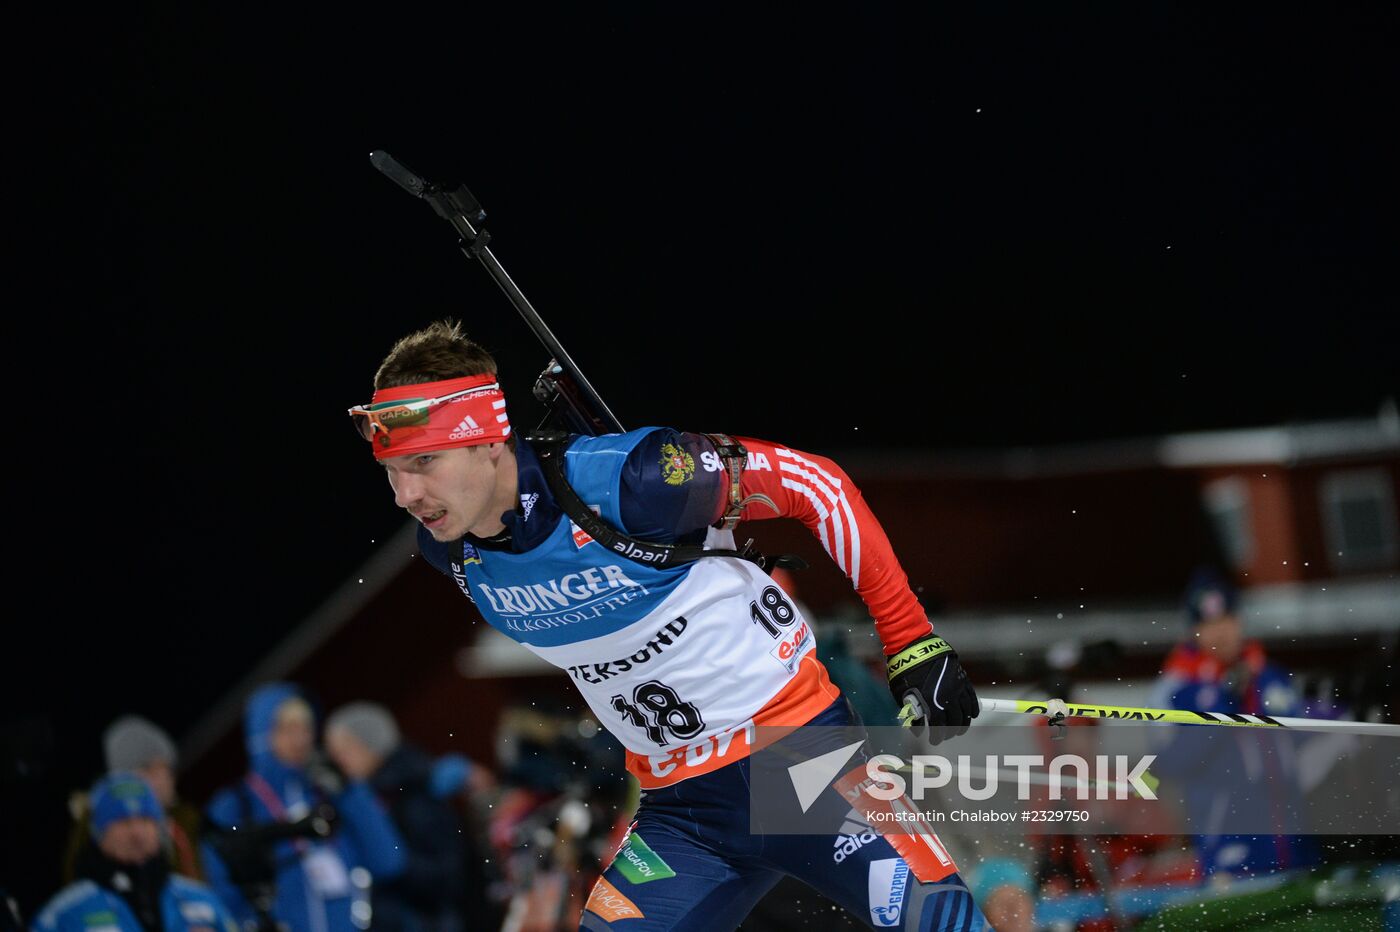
left=769, top=620, right=812, bottom=673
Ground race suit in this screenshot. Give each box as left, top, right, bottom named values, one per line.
left=420, top=428, right=987, bottom=931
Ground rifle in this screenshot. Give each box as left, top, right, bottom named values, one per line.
left=369, top=151, right=622, bottom=438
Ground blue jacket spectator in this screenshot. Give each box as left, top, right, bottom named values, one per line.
left=34, top=773, right=238, bottom=932
left=200, top=684, right=405, bottom=932
left=32, top=878, right=237, bottom=932
left=325, top=703, right=473, bottom=932
left=1151, top=568, right=1320, bottom=877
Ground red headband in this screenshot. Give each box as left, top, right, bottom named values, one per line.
left=362, top=374, right=511, bottom=460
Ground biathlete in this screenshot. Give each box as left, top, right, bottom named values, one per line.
left=349, top=321, right=988, bottom=930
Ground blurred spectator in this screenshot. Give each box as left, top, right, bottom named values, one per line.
left=200, top=683, right=405, bottom=932
left=489, top=704, right=630, bottom=932
left=34, top=773, right=238, bottom=932
left=1032, top=643, right=1198, bottom=930
left=424, top=754, right=504, bottom=930
left=64, top=716, right=203, bottom=882
left=1157, top=568, right=1303, bottom=718
left=1150, top=567, right=1321, bottom=878
left=969, top=858, right=1036, bottom=932
left=324, top=702, right=479, bottom=932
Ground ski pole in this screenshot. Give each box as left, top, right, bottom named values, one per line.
left=368, top=150, right=624, bottom=437
left=899, top=697, right=1400, bottom=737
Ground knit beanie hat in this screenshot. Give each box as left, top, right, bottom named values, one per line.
left=1182, top=566, right=1239, bottom=626
left=325, top=702, right=400, bottom=756
left=90, top=772, right=163, bottom=839
left=103, top=716, right=177, bottom=773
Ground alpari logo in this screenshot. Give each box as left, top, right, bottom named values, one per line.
left=448, top=563, right=476, bottom=603
left=612, top=538, right=672, bottom=564
left=449, top=415, right=484, bottom=440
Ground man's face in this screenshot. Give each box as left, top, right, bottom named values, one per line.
left=324, top=726, right=380, bottom=782
left=98, top=816, right=161, bottom=866
left=383, top=444, right=507, bottom=541
left=1195, top=613, right=1244, bottom=665
left=271, top=700, right=315, bottom=769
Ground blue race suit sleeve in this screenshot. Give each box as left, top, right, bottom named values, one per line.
left=617, top=429, right=726, bottom=542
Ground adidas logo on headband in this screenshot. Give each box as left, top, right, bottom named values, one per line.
left=449, top=415, right=484, bottom=440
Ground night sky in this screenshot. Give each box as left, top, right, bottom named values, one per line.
left=7, top=2, right=1397, bottom=880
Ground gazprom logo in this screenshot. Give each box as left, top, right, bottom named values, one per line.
left=867, top=858, right=908, bottom=926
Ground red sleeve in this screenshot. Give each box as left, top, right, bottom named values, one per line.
left=733, top=436, right=934, bottom=655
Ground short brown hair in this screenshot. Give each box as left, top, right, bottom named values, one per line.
left=373, top=320, right=517, bottom=449
left=373, top=319, right=499, bottom=389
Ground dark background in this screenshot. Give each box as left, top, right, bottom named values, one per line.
left=6, top=2, right=1396, bottom=906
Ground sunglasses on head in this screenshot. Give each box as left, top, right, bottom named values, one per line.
left=347, top=383, right=499, bottom=445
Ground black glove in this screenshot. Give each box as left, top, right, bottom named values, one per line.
left=887, top=635, right=979, bottom=743
left=307, top=752, right=349, bottom=797
left=203, top=805, right=335, bottom=886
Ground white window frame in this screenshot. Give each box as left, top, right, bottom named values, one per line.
left=1203, top=476, right=1255, bottom=570
left=1320, top=468, right=1398, bottom=572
